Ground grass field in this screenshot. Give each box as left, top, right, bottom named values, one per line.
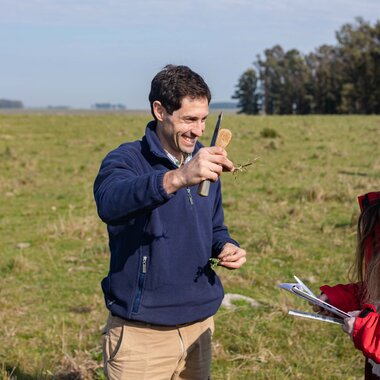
left=1, top=111, right=379, bottom=379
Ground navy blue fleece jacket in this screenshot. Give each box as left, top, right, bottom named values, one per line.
left=94, top=121, right=239, bottom=325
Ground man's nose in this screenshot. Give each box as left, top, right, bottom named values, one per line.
left=192, top=121, right=205, bottom=137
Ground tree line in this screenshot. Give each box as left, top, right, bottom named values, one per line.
left=233, top=18, right=380, bottom=115
left=0, top=99, right=23, bottom=109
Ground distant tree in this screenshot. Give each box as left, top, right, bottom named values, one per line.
left=234, top=18, right=380, bottom=115
left=283, top=49, right=313, bottom=114
left=0, top=99, right=23, bottom=109
left=306, top=45, right=343, bottom=114
left=257, top=46, right=312, bottom=114
left=336, top=18, right=380, bottom=113
left=232, top=68, right=260, bottom=114
left=256, top=45, right=285, bottom=114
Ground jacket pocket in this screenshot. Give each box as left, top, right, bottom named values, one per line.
left=132, top=255, right=148, bottom=313
left=104, top=316, right=125, bottom=362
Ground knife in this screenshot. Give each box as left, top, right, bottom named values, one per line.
left=197, top=112, right=223, bottom=197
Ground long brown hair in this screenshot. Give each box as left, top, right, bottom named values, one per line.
left=352, top=199, right=380, bottom=303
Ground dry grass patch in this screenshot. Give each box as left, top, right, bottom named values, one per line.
left=47, top=213, right=105, bottom=242
left=55, top=351, right=102, bottom=380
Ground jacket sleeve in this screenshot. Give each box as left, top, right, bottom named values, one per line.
left=320, top=282, right=364, bottom=312
left=94, top=146, right=173, bottom=225
left=353, top=305, right=380, bottom=363
left=211, top=180, right=239, bottom=256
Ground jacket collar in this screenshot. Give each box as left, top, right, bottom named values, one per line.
left=145, top=121, right=167, bottom=160
left=144, top=120, right=203, bottom=163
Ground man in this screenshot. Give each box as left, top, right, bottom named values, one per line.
left=94, top=64, right=246, bottom=379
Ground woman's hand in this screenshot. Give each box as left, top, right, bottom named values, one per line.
left=343, top=310, right=361, bottom=337
left=310, top=293, right=336, bottom=317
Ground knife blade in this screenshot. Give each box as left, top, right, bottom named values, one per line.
left=197, top=112, right=223, bottom=197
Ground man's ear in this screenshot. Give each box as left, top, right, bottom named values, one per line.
left=152, top=101, right=166, bottom=122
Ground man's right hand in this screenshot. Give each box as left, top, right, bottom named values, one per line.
left=163, top=147, right=234, bottom=194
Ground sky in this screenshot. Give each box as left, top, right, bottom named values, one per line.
left=1, top=0, right=379, bottom=109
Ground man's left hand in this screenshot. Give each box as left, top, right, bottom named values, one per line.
left=218, top=243, right=246, bottom=269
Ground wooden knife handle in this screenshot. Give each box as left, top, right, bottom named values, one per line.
left=197, top=180, right=211, bottom=197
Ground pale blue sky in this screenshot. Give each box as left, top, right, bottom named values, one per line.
left=1, top=0, right=379, bottom=109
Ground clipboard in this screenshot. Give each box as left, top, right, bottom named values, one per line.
left=279, top=276, right=350, bottom=320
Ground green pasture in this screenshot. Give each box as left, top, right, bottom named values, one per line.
left=1, top=112, right=379, bottom=379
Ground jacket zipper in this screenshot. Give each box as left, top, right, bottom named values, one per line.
left=132, top=255, right=147, bottom=313
left=186, top=187, right=194, bottom=205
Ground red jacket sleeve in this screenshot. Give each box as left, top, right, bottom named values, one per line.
left=353, top=305, right=380, bottom=363
left=320, top=282, right=364, bottom=312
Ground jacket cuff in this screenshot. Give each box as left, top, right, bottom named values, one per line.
left=156, top=170, right=175, bottom=201
left=213, top=238, right=240, bottom=256
left=352, top=305, right=377, bottom=349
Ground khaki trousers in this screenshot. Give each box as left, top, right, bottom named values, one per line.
left=102, top=313, right=214, bottom=380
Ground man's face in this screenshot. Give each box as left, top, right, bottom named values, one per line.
left=155, top=96, right=209, bottom=160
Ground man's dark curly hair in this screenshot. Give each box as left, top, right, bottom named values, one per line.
left=149, top=65, right=211, bottom=119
